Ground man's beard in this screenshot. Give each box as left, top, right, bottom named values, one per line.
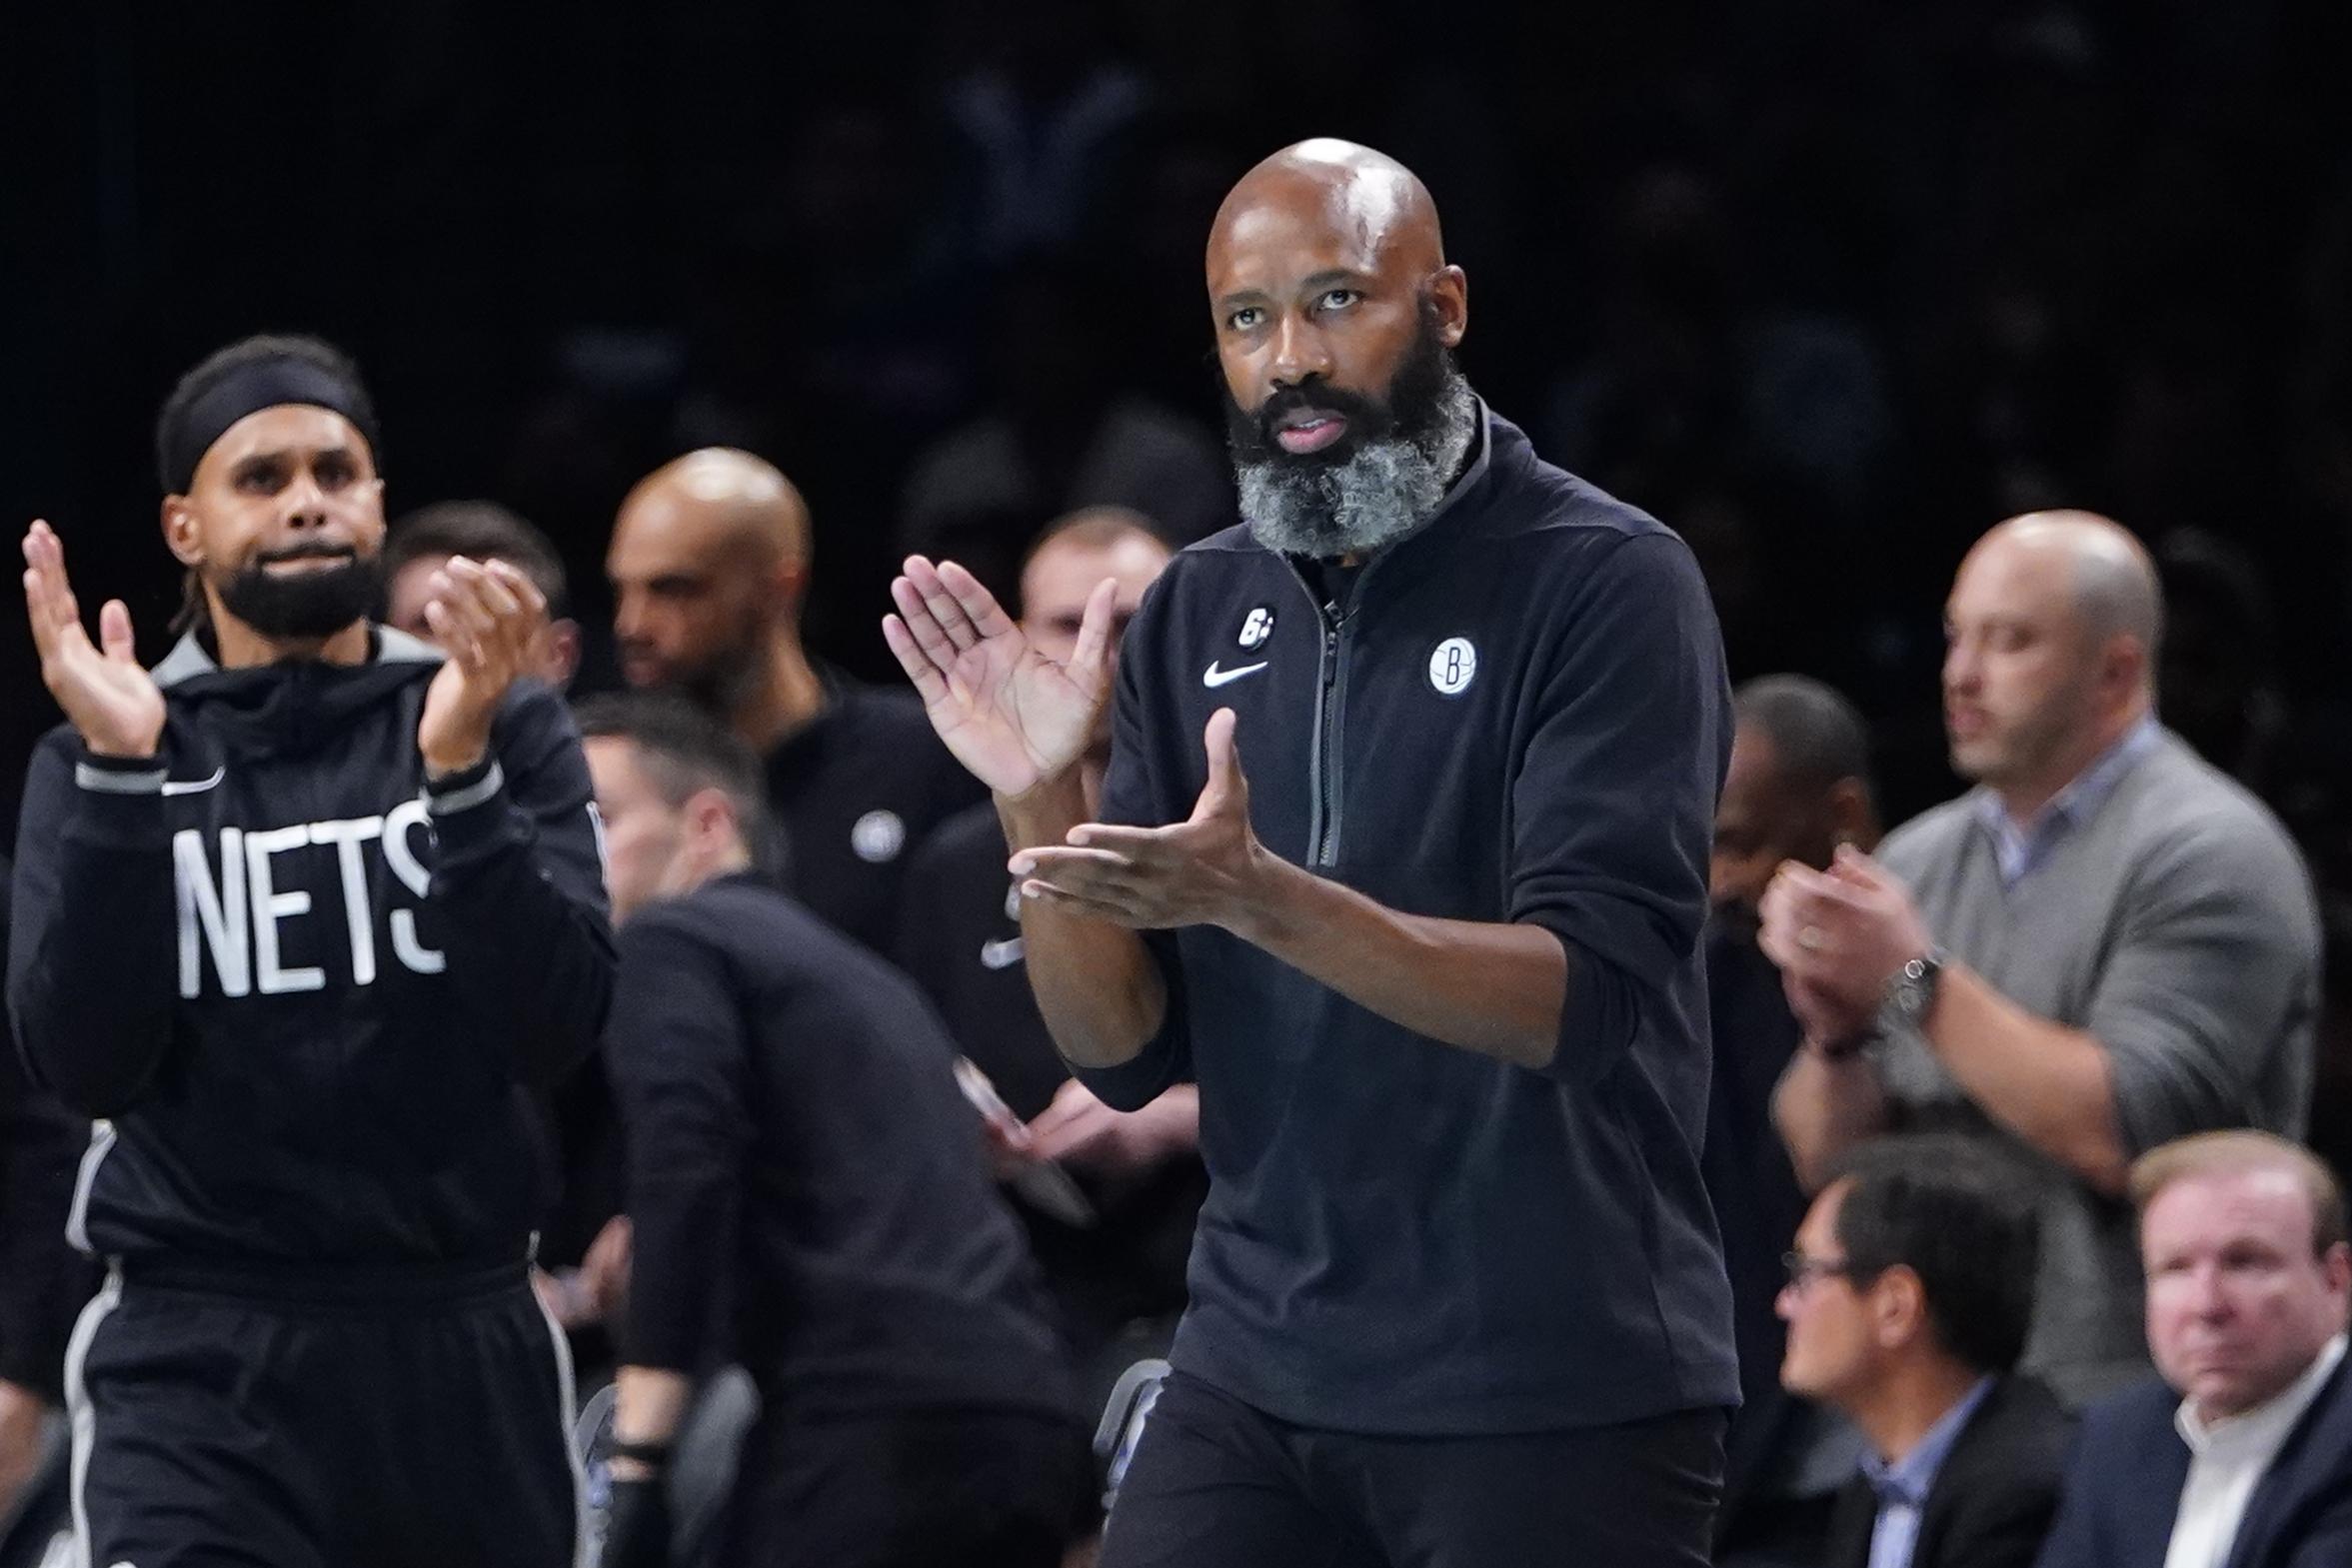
left=1224, top=312, right=1479, bottom=559
left=215, top=546, right=383, bottom=642
left=627, top=608, right=769, bottom=721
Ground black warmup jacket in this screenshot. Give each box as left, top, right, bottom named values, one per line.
left=1083, top=408, right=1741, bottom=1434
left=7, top=626, right=614, bottom=1272
left=608, top=873, right=1074, bottom=1423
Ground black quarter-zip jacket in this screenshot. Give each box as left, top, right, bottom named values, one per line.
left=7, top=626, right=615, bottom=1271
left=1082, top=409, right=1739, bottom=1434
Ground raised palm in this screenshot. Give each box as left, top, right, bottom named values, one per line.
left=21, top=521, right=167, bottom=759
left=884, top=555, right=1114, bottom=796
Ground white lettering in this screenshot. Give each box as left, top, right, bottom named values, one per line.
left=170, top=805, right=450, bottom=997
left=382, top=799, right=446, bottom=974
left=245, top=825, right=324, bottom=994
left=174, top=827, right=248, bottom=999
left=309, top=815, right=386, bottom=986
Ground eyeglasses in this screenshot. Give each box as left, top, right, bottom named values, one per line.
left=1782, top=1250, right=1861, bottom=1291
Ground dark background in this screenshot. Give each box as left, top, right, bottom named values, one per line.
left=6, top=1, right=2352, bottom=967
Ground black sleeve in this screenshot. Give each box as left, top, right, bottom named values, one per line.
left=425, top=684, right=616, bottom=1088
left=1508, top=533, right=1729, bottom=1086
left=606, top=913, right=750, bottom=1374
left=7, top=733, right=179, bottom=1116
left=0, top=850, right=99, bottom=1400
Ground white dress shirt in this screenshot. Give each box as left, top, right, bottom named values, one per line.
left=2163, top=1333, right=2348, bottom=1568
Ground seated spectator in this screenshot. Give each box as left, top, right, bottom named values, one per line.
left=1779, top=1136, right=2071, bottom=1568
left=2036, top=1132, right=2352, bottom=1568
left=382, top=499, right=582, bottom=689
left=579, top=694, right=1087, bottom=1568
left=896, top=509, right=1204, bottom=1399
left=1765, top=511, right=2321, bottom=1406
left=1711, top=675, right=1882, bottom=1565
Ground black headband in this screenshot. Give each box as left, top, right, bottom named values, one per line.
left=159, top=356, right=381, bottom=494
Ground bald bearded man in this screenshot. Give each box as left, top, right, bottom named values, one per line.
left=608, top=449, right=983, bottom=951
left=1763, top=512, right=2321, bottom=1407
left=890, top=141, right=1735, bottom=1566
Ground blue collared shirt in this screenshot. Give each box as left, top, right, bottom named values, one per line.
left=1862, top=1377, right=1996, bottom=1568
left=1974, top=717, right=2160, bottom=886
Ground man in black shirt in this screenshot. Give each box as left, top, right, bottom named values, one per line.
left=11, top=334, right=613, bottom=1566
left=606, top=448, right=982, bottom=953
left=580, top=694, right=1087, bottom=1568
left=898, top=509, right=1203, bottom=1389
left=888, top=141, right=1736, bottom=1566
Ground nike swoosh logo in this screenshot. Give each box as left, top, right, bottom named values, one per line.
left=980, top=936, right=1026, bottom=970
left=161, top=768, right=225, bottom=796
left=1202, top=661, right=1268, bottom=689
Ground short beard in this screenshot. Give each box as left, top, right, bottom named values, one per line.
left=1225, top=312, right=1479, bottom=559
left=214, top=547, right=383, bottom=642
left=635, top=607, right=771, bottom=725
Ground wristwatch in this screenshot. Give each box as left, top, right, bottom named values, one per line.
left=1886, top=947, right=1947, bottom=1029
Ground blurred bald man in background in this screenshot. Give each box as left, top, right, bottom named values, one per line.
left=1763, top=512, right=2321, bottom=1408
left=608, top=448, right=983, bottom=951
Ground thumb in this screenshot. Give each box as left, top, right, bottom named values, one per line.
left=1192, top=708, right=1243, bottom=818
left=1830, top=842, right=1885, bottom=888
left=99, top=600, right=138, bottom=663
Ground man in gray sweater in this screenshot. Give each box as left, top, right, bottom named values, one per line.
left=1761, top=511, right=2319, bottom=1408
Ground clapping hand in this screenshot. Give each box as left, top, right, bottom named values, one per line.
left=21, top=521, right=166, bottom=760
left=884, top=555, right=1116, bottom=797
left=417, top=556, right=547, bottom=777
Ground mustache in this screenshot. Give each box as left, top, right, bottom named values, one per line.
left=1227, top=378, right=1394, bottom=464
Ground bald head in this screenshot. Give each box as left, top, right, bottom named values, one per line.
left=608, top=448, right=812, bottom=697
left=1977, top=511, right=2162, bottom=659
left=617, top=448, right=809, bottom=575
left=1210, top=140, right=1446, bottom=283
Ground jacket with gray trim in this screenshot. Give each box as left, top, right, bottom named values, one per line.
left=7, top=626, right=614, bottom=1270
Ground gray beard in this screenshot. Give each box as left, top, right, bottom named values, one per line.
left=1237, top=375, right=1480, bottom=558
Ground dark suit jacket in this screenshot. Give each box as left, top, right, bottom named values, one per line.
left=2034, top=1353, right=2352, bottom=1568
left=1825, top=1376, right=2074, bottom=1568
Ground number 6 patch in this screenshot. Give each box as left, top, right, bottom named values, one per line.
left=1427, top=637, right=1477, bottom=697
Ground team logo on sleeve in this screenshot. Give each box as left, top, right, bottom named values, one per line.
left=851, top=809, right=907, bottom=863
left=1237, top=607, right=1274, bottom=649
left=1428, top=637, right=1478, bottom=697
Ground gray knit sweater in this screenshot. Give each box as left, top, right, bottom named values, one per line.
left=1872, top=730, right=2319, bottom=1406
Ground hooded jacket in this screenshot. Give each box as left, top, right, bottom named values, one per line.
left=8, top=626, right=613, bottom=1272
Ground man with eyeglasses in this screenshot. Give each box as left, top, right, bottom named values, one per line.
left=1777, top=1136, right=2073, bottom=1568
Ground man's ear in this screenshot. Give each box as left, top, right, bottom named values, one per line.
left=161, top=495, right=204, bottom=568
left=1869, top=1265, right=1928, bottom=1352
left=685, top=784, right=741, bottom=855
left=2103, top=634, right=2150, bottom=703
left=542, top=620, right=584, bottom=691
left=1429, top=264, right=1469, bottom=348
left=773, top=558, right=810, bottom=621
